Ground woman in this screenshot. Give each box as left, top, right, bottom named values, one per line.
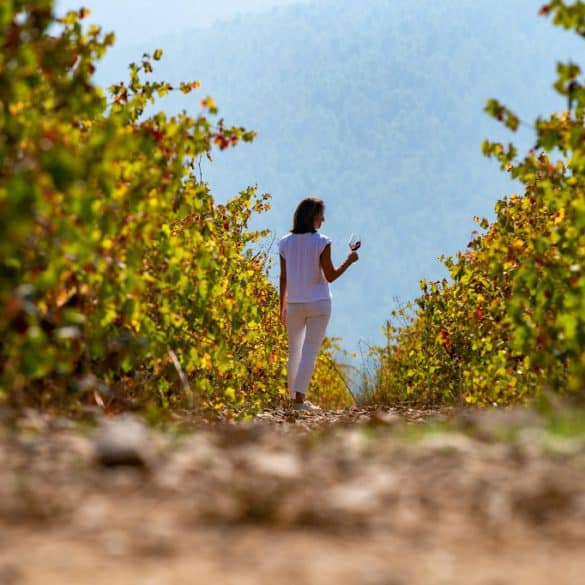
left=278, top=197, right=359, bottom=411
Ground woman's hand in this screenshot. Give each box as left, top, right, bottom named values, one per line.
left=320, top=244, right=358, bottom=282
left=280, top=305, right=287, bottom=327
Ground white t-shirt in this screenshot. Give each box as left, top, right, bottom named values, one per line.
left=278, top=232, right=332, bottom=302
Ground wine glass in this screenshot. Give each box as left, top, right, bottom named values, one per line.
left=349, top=233, right=361, bottom=251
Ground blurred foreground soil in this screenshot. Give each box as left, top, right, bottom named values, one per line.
left=0, top=405, right=584, bottom=585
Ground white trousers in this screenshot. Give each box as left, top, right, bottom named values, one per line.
left=286, top=299, right=331, bottom=398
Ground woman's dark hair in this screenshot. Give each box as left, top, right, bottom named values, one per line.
left=291, top=197, right=324, bottom=234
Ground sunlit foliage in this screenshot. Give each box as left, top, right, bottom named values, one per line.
left=0, top=1, right=345, bottom=413
left=365, top=1, right=585, bottom=406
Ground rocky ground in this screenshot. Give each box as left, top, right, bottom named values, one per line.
left=0, top=404, right=584, bottom=585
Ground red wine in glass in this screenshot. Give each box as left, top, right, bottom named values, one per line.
left=349, top=233, right=361, bottom=251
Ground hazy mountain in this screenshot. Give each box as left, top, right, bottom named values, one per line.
left=78, top=0, right=581, bottom=354
left=55, top=0, right=315, bottom=45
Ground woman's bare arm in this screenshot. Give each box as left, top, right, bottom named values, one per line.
left=320, top=244, right=358, bottom=283
left=279, top=255, right=287, bottom=325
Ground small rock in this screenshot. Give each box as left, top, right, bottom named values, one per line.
left=326, top=467, right=396, bottom=515
left=367, top=410, right=401, bottom=427
left=460, top=407, right=542, bottom=439
left=19, top=409, right=48, bottom=433
left=255, top=412, right=275, bottom=421
left=94, top=415, right=152, bottom=468
left=420, top=432, right=476, bottom=454
left=244, top=448, right=302, bottom=479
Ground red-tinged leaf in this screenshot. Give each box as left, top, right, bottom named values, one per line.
left=152, top=129, right=164, bottom=142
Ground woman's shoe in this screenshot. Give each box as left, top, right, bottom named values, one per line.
left=292, top=400, right=321, bottom=412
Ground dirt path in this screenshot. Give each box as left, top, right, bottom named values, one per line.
left=1, top=406, right=584, bottom=585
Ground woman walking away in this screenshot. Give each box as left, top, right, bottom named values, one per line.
left=278, top=197, right=359, bottom=411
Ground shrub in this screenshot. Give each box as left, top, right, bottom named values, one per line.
left=365, top=1, right=585, bottom=406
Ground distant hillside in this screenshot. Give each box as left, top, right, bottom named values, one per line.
left=55, top=0, right=312, bottom=44
left=94, top=0, right=581, bottom=352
